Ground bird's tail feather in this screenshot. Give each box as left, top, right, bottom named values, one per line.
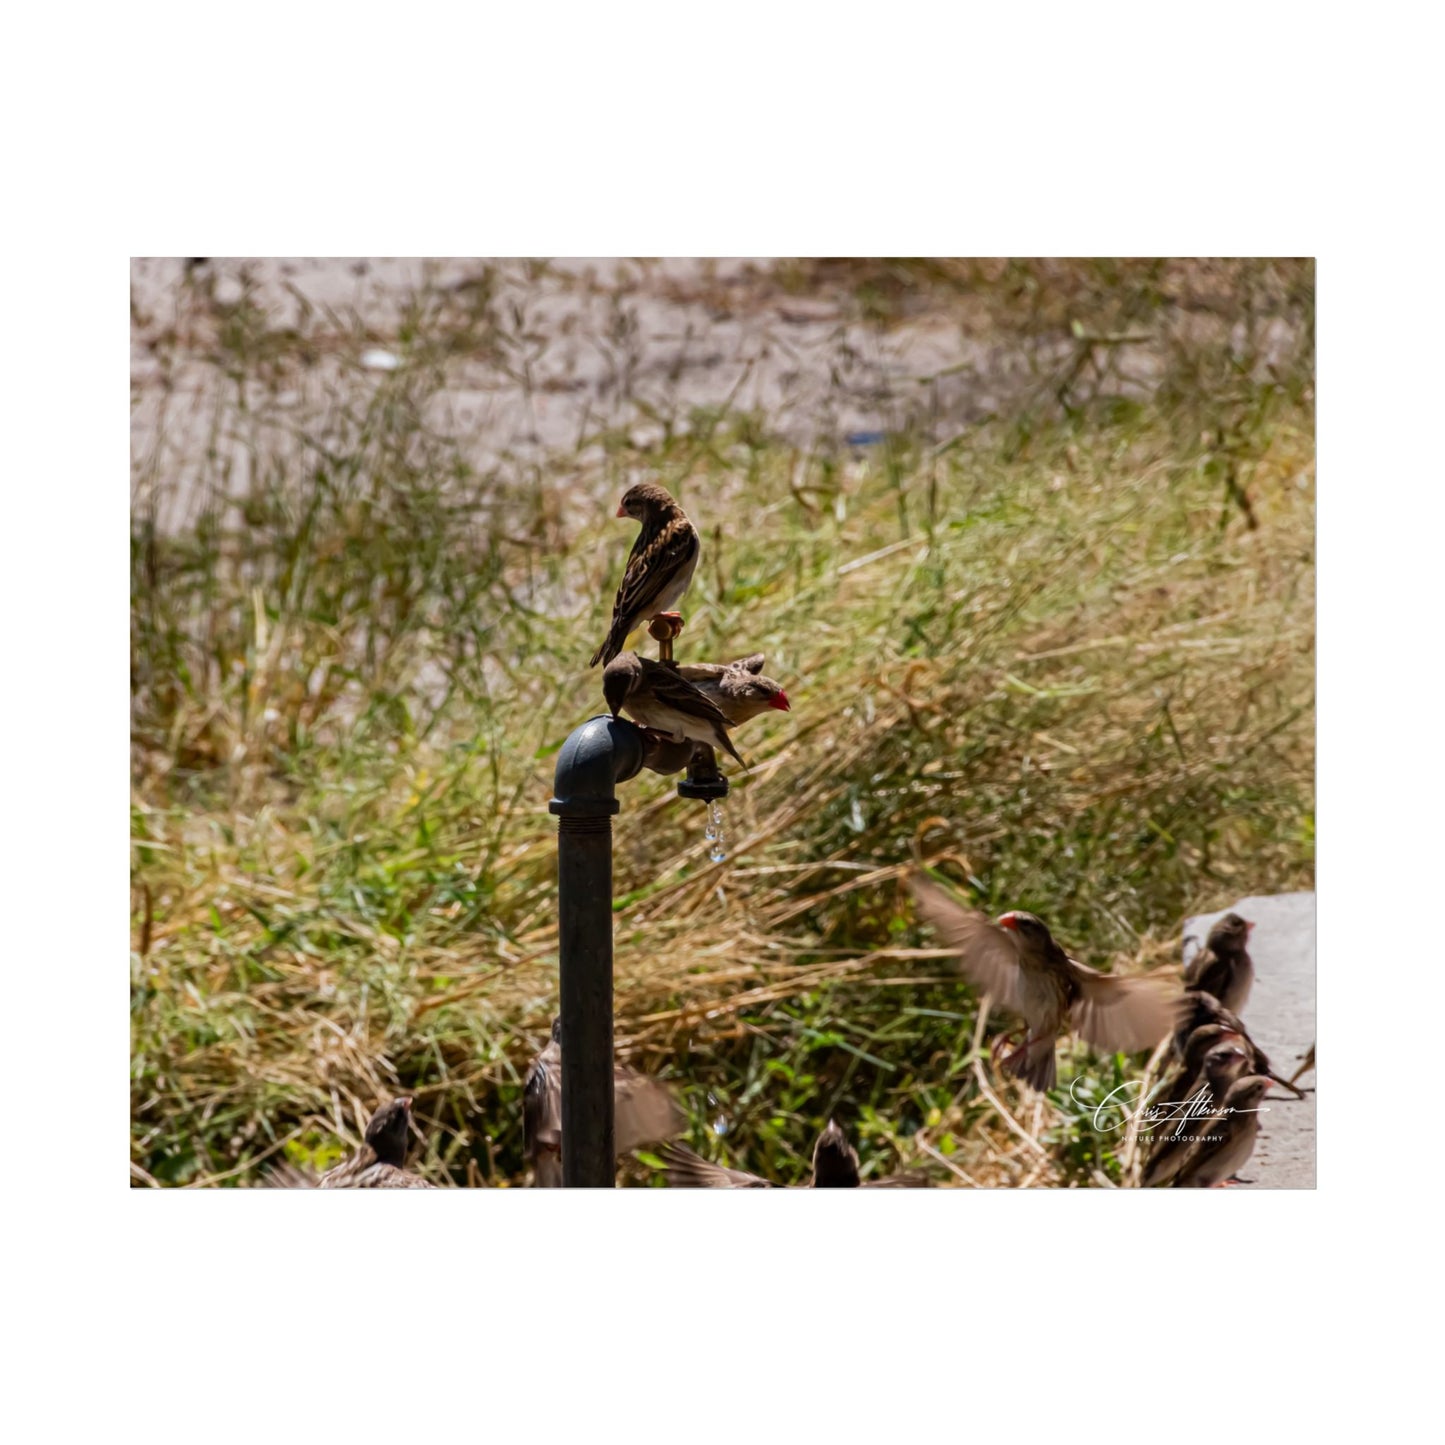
left=590, top=621, right=628, bottom=669
left=1003, top=1035, right=1057, bottom=1093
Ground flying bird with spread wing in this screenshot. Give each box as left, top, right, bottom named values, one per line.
left=523, top=1018, right=684, bottom=1187
left=908, top=875, right=1182, bottom=1093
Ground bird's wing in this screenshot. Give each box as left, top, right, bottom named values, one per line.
left=524, top=1042, right=562, bottom=1159
left=1067, top=962, right=1183, bottom=1053
left=640, top=662, right=734, bottom=729
left=657, top=1142, right=774, bottom=1188
left=1182, top=946, right=1226, bottom=995
left=676, top=662, right=727, bottom=683
left=615, top=1070, right=684, bottom=1153
left=316, top=1151, right=365, bottom=1189
left=1141, top=1129, right=1196, bottom=1188
left=359, top=1164, right=437, bottom=1189
left=907, top=877, right=1025, bottom=1011
left=610, top=515, right=699, bottom=625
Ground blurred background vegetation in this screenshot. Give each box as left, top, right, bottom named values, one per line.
left=130, top=257, right=1314, bottom=1187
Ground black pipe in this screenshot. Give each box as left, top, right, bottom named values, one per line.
left=677, top=743, right=731, bottom=801
left=549, top=715, right=645, bottom=1187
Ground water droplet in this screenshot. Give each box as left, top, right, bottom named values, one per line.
left=706, top=799, right=727, bottom=861
left=712, top=1116, right=730, bottom=1137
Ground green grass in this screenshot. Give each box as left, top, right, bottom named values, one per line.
left=130, top=258, right=1314, bottom=1187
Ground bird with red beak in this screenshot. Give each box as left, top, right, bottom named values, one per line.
left=909, top=877, right=1183, bottom=1094
left=677, top=652, right=791, bottom=726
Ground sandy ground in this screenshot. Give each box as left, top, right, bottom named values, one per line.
left=131, top=257, right=1303, bottom=533
left=1184, top=893, right=1316, bottom=1188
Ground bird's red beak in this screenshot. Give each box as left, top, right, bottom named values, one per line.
left=770, top=690, right=791, bottom=711
left=997, top=913, right=1019, bottom=931
left=400, top=1096, right=413, bottom=1111
left=615, top=504, right=627, bottom=518
left=1244, top=920, right=1255, bottom=937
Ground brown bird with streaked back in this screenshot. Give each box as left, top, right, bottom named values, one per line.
left=1141, top=1040, right=1252, bottom=1187
left=1171, top=1075, right=1272, bottom=1187
left=603, top=652, right=744, bottom=765
left=317, top=1097, right=436, bottom=1189
left=677, top=653, right=791, bottom=726
left=659, top=1118, right=919, bottom=1189
left=909, top=876, right=1181, bottom=1094
left=523, top=1017, right=684, bottom=1187
left=590, top=483, right=700, bottom=668
left=1184, top=912, right=1255, bottom=1014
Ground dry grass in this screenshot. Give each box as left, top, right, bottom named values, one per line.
left=130, top=258, right=1314, bottom=1187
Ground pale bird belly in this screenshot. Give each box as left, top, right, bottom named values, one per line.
left=625, top=697, right=711, bottom=747
left=644, top=549, right=697, bottom=618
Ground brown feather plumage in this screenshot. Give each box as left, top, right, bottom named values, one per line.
left=523, top=1018, right=683, bottom=1187
left=590, top=484, right=700, bottom=668
left=909, top=875, right=1183, bottom=1094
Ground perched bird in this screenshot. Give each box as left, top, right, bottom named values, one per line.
left=602, top=652, right=744, bottom=765
left=1171, top=1075, right=1272, bottom=1187
left=658, top=1118, right=919, bottom=1189
left=1171, top=991, right=1307, bottom=1098
left=590, top=483, right=700, bottom=668
left=1141, top=1040, right=1252, bottom=1187
left=1183, top=912, right=1255, bottom=1014
left=677, top=654, right=791, bottom=725
left=909, top=876, right=1181, bottom=1093
left=1154, top=1023, right=1246, bottom=1112
left=1289, top=1042, right=1315, bottom=1086
left=317, top=1097, right=436, bottom=1189
left=523, top=1018, right=683, bottom=1187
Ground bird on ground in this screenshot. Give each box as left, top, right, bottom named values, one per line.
left=1171, top=1075, right=1272, bottom=1187
left=1171, top=992, right=1308, bottom=1097
left=909, top=876, right=1182, bottom=1093
left=677, top=653, right=791, bottom=725
left=317, top=1097, right=436, bottom=1189
left=590, top=483, right=700, bottom=668
left=658, top=1118, right=920, bottom=1189
left=523, top=1017, right=683, bottom=1187
left=602, top=652, right=744, bottom=765
left=1141, top=1041, right=1252, bottom=1187
left=1154, top=1024, right=1247, bottom=1113
left=1183, top=912, right=1255, bottom=1014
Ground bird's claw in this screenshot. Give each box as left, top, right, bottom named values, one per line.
left=989, top=1027, right=1027, bottom=1069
